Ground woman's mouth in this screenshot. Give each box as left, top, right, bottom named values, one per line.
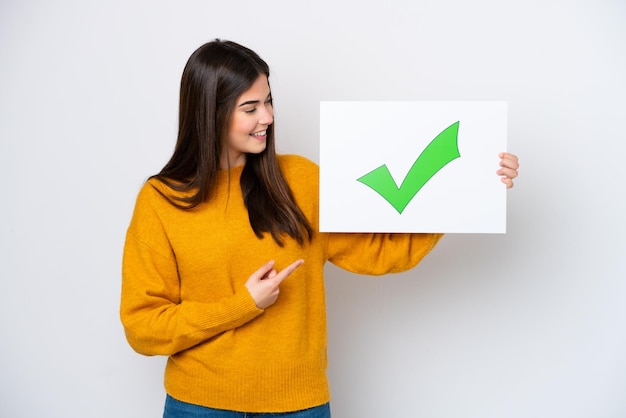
left=251, top=130, right=267, bottom=140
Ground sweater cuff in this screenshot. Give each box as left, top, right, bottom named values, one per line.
left=185, top=291, right=264, bottom=336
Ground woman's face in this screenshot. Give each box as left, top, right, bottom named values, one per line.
left=221, top=74, right=274, bottom=168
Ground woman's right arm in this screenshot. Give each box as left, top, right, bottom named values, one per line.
left=119, top=185, right=265, bottom=357
left=120, top=231, right=264, bottom=356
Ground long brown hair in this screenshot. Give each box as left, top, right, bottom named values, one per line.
left=151, top=39, right=313, bottom=246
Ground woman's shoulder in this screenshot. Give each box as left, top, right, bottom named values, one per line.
left=276, top=154, right=319, bottom=208
left=277, top=154, right=319, bottom=177
left=133, top=177, right=187, bottom=210
left=138, top=177, right=169, bottom=199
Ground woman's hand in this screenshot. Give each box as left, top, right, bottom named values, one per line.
left=497, top=152, right=519, bottom=189
left=245, top=259, right=304, bottom=309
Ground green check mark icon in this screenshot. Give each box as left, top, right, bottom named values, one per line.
left=357, top=121, right=461, bottom=214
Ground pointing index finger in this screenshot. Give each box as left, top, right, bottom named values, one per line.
left=273, top=259, right=304, bottom=284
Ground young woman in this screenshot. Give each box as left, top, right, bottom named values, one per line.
left=121, top=39, right=519, bottom=418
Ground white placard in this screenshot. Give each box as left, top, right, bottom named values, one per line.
left=319, top=101, right=508, bottom=233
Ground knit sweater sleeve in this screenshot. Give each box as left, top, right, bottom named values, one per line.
left=120, top=184, right=263, bottom=356
left=326, top=232, right=444, bottom=275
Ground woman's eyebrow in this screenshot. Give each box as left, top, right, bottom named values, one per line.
left=238, top=94, right=272, bottom=107
left=238, top=100, right=260, bottom=107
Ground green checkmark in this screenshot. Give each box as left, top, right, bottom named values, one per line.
left=357, top=121, right=461, bottom=214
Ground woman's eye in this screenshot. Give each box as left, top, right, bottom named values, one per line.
left=244, top=108, right=257, bottom=114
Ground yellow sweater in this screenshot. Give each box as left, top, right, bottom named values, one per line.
left=121, top=154, right=442, bottom=413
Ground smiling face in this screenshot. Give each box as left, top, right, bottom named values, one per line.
left=221, top=74, right=274, bottom=168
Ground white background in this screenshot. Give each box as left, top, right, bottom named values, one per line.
left=320, top=101, right=507, bottom=233
left=1, top=1, right=625, bottom=417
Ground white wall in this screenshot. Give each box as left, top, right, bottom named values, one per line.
left=1, top=0, right=624, bottom=417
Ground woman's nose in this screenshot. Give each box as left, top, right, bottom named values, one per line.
left=259, top=105, right=273, bottom=125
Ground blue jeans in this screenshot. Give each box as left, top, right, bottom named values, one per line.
left=163, top=395, right=331, bottom=418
